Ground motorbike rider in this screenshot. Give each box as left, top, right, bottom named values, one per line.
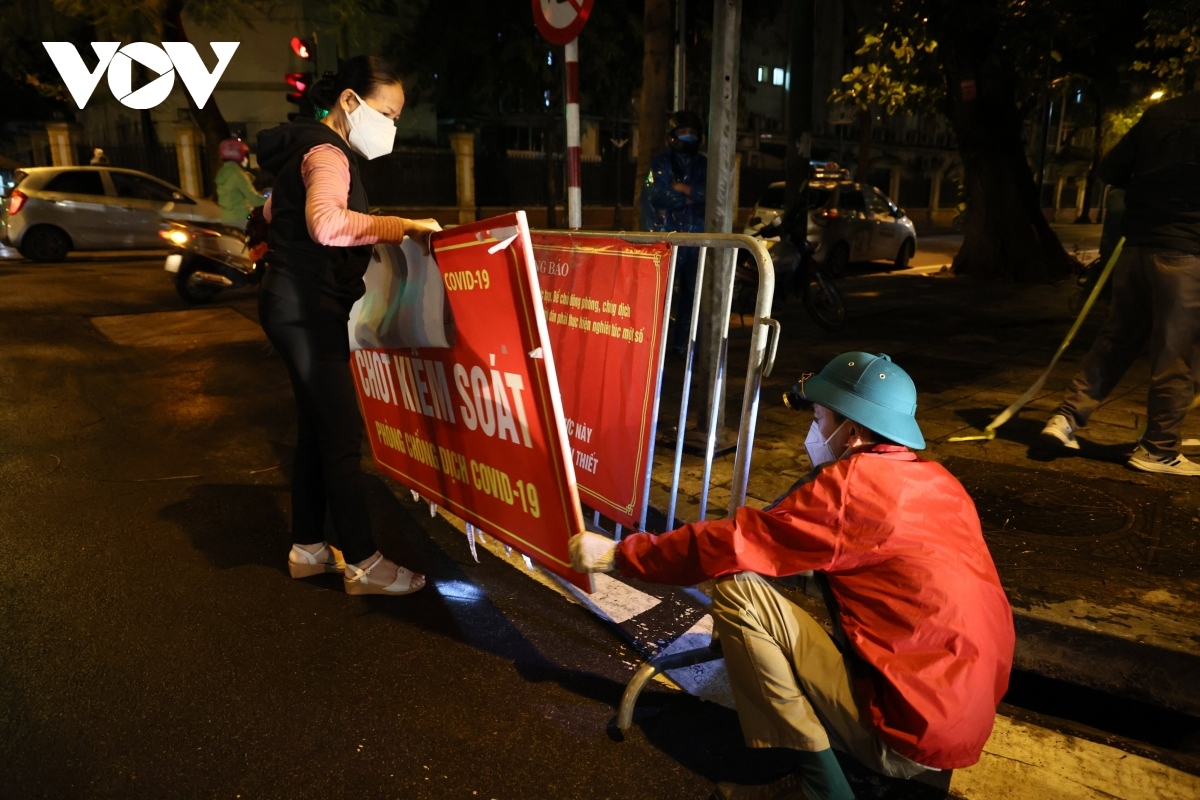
left=640, top=110, right=707, bottom=352
left=570, top=352, right=1014, bottom=800
left=215, top=138, right=266, bottom=228
left=255, top=55, right=440, bottom=595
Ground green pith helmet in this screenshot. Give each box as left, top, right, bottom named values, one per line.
left=799, top=351, right=925, bottom=449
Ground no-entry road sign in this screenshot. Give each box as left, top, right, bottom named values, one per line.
left=532, top=0, right=594, bottom=45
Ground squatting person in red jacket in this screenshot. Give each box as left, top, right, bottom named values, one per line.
left=570, top=352, right=1015, bottom=800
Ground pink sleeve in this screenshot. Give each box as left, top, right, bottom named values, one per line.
left=263, top=194, right=273, bottom=222
left=300, top=144, right=406, bottom=246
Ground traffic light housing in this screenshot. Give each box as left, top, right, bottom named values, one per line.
left=285, top=71, right=312, bottom=101
left=285, top=71, right=314, bottom=119
left=286, top=35, right=317, bottom=120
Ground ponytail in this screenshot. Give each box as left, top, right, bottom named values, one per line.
left=309, top=55, right=402, bottom=111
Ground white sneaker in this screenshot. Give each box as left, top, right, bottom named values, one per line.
left=1128, top=445, right=1200, bottom=476
left=1039, top=413, right=1080, bottom=450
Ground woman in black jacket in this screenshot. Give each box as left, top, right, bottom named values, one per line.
left=256, top=56, right=439, bottom=595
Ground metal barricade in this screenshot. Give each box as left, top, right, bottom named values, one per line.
left=532, top=229, right=779, bottom=731
left=532, top=230, right=780, bottom=535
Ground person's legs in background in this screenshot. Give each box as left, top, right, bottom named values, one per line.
left=1131, top=249, right=1200, bottom=472
left=671, top=246, right=700, bottom=352
left=1043, top=247, right=1152, bottom=449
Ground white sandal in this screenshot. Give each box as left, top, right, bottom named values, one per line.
left=343, top=553, right=425, bottom=596
left=287, top=542, right=346, bottom=579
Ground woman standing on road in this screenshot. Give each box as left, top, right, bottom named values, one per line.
left=255, top=56, right=439, bottom=596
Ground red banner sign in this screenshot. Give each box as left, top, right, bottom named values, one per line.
left=530, top=233, right=672, bottom=529
left=350, top=213, right=590, bottom=591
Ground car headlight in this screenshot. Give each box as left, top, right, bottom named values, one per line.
left=159, top=229, right=190, bottom=246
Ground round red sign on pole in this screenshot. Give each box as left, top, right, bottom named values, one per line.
left=532, top=0, right=594, bottom=45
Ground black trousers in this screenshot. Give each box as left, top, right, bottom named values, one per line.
left=1058, top=246, right=1200, bottom=456
left=259, top=287, right=376, bottom=564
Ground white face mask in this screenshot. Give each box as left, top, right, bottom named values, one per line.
left=345, top=91, right=397, bottom=160
left=805, top=420, right=847, bottom=469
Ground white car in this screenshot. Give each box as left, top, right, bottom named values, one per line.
left=745, top=179, right=918, bottom=276
left=2, top=166, right=222, bottom=262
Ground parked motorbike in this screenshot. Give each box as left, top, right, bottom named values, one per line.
left=160, top=207, right=269, bottom=304
left=734, top=214, right=846, bottom=331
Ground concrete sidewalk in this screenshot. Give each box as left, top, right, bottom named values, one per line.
left=646, top=262, right=1200, bottom=722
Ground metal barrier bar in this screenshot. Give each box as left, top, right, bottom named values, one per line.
left=640, top=246, right=679, bottom=532
left=531, top=230, right=775, bottom=524
left=699, top=249, right=738, bottom=521
left=668, top=245, right=707, bottom=528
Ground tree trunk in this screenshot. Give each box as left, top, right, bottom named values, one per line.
left=935, top=21, right=1073, bottom=282
left=162, top=0, right=229, bottom=197
left=1076, top=99, right=1102, bottom=224
left=856, top=108, right=871, bottom=183
left=633, top=0, right=673, bottom=228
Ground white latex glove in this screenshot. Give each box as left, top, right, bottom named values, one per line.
left=569, top=532, right=617, bottom=573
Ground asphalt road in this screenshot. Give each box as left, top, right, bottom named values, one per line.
left=0, top=254, right=956, bottom=799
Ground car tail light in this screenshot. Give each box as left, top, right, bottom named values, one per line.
left=8, top=190, right=26, bottom=216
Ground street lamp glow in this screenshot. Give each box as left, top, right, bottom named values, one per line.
left=1150, top=90, right=1165, bottom=100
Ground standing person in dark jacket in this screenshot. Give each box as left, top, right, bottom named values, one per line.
left=641, top=111, right=707, bottom=351
left=1041, top=91, right=1200, bottom=475
left=256, top=56, right=440, bottom=594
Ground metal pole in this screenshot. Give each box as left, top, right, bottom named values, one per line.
left=674, top=0, right=687, bottom=112
left=698, top=0, right=742, bottom=434
left=565, top=39, right=583, bottom=230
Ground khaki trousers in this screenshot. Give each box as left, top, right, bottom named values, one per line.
left=711, top=572, right=927, bottom=780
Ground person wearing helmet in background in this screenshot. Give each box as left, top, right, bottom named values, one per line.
left=571, top=352, right=1014, bottom=800
left=216, top=137, right=266, bottom=227
left=641, top=110, right=707, bottom=352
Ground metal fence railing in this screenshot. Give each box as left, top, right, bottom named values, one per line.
left=359, top=149, right=457, bottom=207
left=477, top=152, right=562, bottom=207
left=531, top=230, right=779, bottom=532
left=531, top=230, right=778, bottom=730
left=100, top=143, right=183, bottom=189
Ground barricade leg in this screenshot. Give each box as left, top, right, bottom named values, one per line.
left=616, top=641, right=723, bottom=731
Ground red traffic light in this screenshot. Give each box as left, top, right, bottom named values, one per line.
left=290, top=37, right=312, bottom=60
left=285, top=71, right=313, bottom=103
